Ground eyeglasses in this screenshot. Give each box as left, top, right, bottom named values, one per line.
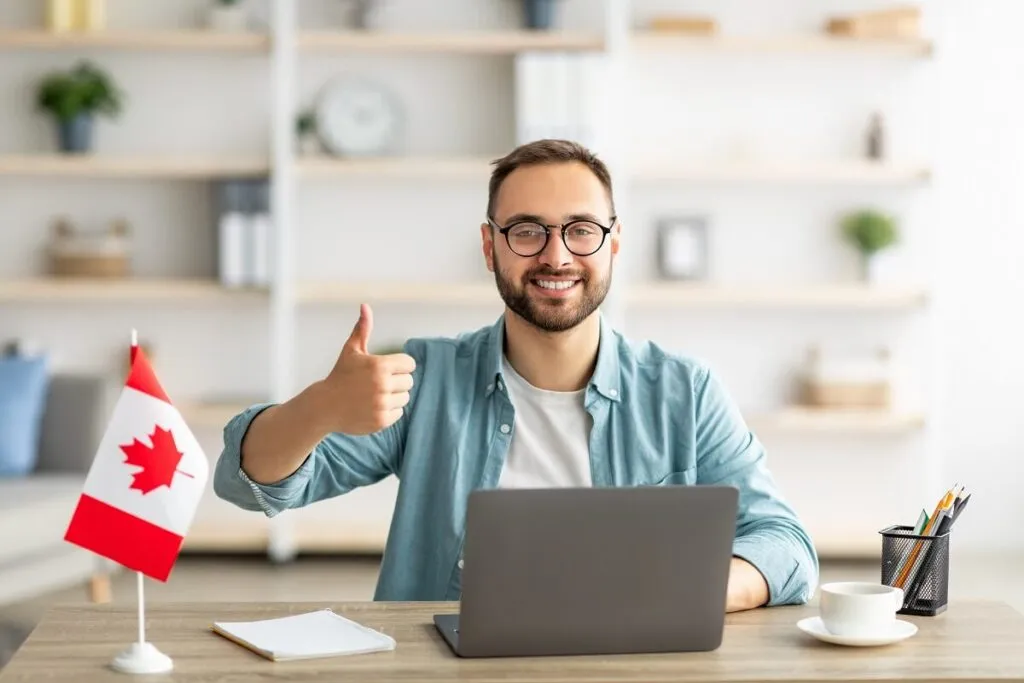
left=487, top=216, right=616, bottom=257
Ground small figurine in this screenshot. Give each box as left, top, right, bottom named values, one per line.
left=866, top=111, right=885, bottom=160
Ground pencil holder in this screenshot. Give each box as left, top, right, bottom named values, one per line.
left=879, top=525, right=950, bottom=616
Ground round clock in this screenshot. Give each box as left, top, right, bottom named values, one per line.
left=316, top=77, right=403, bottom=157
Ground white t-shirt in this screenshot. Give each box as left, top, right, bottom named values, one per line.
left=497, top=356, right=594, bottom=488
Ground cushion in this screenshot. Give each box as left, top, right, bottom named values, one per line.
left=0, top=355, right=49, bottom=476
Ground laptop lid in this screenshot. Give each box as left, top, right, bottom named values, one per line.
left=455, top=485, right=739, bottom=658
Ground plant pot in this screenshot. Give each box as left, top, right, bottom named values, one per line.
left=58, top=114, right=93, bottom=154
left=522, top=0, right=557, bottom=30
left=207, top=5, right=248, bottom=32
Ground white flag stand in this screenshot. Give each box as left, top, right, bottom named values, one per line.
left=110, top=572, right=173, bottom=674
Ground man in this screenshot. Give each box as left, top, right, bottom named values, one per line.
left=214, top=139, right=819, bottom=611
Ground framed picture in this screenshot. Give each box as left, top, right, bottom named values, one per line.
left=656, top=216, right=709, bottom=280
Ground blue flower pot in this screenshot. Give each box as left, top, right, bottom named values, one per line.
left=58, top=114, right=93, bottom=153
left=523, top=0, right=557, bottom=29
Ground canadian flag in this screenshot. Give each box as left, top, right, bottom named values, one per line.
left=64, top=344, right=208, bottom=582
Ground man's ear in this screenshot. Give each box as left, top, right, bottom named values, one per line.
left=610, top=219, right=622, bottom=257
left=481, top=222, right=495, bottom=272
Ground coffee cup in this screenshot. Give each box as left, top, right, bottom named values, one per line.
left=819, top=582, right=904, bottom=638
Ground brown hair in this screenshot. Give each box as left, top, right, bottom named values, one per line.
left=486, top=139, right=615, bottom=220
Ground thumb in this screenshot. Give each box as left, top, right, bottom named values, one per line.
left=344, top=303, right=373, bottom=355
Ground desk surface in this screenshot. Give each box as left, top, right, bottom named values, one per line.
left=2, top=600, right=1024, bottom=682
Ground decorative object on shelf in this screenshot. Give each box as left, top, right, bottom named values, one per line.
left=316, top=77, right=403, bottom=157
left=295, top=109, right=320, bottom=156
left=338, top=0, right=382, bottom=30
left=48, top=216, right=132, bottom=278
left=656, top=216, right=709, bottom=280
left=215, top=179, right=271, bottom=288
left=519, top=0, right=561, bottom=30
left=647, top=15, right=718, bottom=36
left=35, top=60, right=124, bottom=154
left=46, top=0, right=106, bottom=32
left=866, top=111, right=886, bottom=160
left=841, top=209, right=899, bottom=283
left=825, top=6, right=921, bottom=39
left=206, top=0, right=249, bottom=33
left=801, top=345, right=892, bottom=410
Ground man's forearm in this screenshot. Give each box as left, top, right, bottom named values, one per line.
left=726, top=557, right=770, bottom=612
left=240, top=381, right=333, bottom=485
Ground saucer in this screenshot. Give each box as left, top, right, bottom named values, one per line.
left=797, top=616, right=918, bottom=647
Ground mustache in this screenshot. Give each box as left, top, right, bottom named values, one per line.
left=524, top=267, right=586, bottom=280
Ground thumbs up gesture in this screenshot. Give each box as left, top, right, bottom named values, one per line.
left=323, top=304, right=417, bottom=435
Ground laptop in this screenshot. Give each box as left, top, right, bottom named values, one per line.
left=433, top=484, right=739, bottom=658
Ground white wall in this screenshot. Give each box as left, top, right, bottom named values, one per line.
left=0, top=0, right=1020, bottom=554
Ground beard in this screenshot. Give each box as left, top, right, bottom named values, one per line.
left=493, top=249, right=611, bottom=333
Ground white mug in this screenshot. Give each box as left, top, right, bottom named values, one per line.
left=819, top=582, right=904, bottom=638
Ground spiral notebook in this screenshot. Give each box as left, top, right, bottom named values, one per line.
left=211, top=609, right=396, bottom=662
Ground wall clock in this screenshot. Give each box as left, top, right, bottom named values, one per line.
left=316, top=77, right=402, bottom=157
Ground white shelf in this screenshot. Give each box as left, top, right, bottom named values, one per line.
left=297, top=281, right=501, bottom=305
left=0, top=29, right=269, bottom=51
left=297, top=156, right=494, bottom=179
left=298, top=30, right=605, bottom=53
left=633, top=160, right=931, bottom=185
left=627, top=283, right=928, bottom=310
left=0, top=154, right=269, bottom=179
left=631, top=32, right=933, bottom=57
left=749, top=408, right=926, bottom=434
left=0, top=278, right=267, bottom=303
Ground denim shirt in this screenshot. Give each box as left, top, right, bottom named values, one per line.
left=213, top=314, right=819, bottom=605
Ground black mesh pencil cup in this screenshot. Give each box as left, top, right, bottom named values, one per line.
left=879, top=525, right=950, bottom=616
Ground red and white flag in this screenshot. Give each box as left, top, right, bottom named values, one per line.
left=64, top=344, right=208, bottom=582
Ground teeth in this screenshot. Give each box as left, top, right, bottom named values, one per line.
left=535, top=280, right=576, bottom=290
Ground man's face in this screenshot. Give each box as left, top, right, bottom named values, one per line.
left=481, top=162, right=620, bottom=333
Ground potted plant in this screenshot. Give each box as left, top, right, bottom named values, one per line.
left=841, top=209, right=899, bottom=282
left=207, top=0, right=248, bottom=32
left=36, top=60, right=124, bottom=154
left=295, top=110, right=319, bottom=156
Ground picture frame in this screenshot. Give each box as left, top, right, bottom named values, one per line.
left=656, top=216, right=709, bottom=280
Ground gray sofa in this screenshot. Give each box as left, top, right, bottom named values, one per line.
left=0, top=373, right=113, bottom=606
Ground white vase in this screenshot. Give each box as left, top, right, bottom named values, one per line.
left=861, top=250, right=899, bottom=284
left=207, top=5, right=248, bottom=32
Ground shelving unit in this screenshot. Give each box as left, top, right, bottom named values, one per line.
left=630, top=32, right=933, bottom=57
left=0, top=0, right=938, bottom=562
left=0, top=154, right=269, bottom=179
left=0, top=29, right=270, bottom=51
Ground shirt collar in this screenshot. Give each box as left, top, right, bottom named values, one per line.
left=483, top=313, right=621, bottom=403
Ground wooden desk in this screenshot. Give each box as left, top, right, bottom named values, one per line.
left=2, top=600, right=1024, bottom=682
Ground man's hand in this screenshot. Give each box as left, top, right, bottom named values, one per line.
left=320, top=303, right=417, bottom=435
left=725, top=557, right=770, bottom=612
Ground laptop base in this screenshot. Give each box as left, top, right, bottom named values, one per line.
left=433, top=614, right=462, bottom=656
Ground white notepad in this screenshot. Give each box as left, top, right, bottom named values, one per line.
left=211, top=609, right=396, bottom=662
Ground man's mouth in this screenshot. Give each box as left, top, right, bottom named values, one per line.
left=532, top=278, right=579, bottom=291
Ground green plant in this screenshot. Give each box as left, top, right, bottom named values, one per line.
left=296, top=110, right=316, bottom=136
left=36, top=61, right=124, bottom=123
left=841, top=209, right=898, bottom=255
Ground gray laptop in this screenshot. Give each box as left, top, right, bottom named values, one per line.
left=433, top=485, right=739, bottom=658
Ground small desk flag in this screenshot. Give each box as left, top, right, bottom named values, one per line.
left=64, top=341, right=208, bottom=582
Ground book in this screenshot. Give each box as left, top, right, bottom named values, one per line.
left=211, top=609, right=397, bottom=662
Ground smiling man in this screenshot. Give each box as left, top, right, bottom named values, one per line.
left=213, top=139, right=819, bottom=611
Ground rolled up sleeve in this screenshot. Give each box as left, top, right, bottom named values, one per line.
left=693, top=367, right=819, bottom=606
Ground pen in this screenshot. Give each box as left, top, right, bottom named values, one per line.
left=952, top=492, right=971, bottom=525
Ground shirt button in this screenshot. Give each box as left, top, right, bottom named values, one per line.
left=609, top=388, right=618, bottom=397
left=497, top=381, right=504, bottom=391
left=500, top=424, right=511, bottom=434
left=458, top=559, right=464, bottom=569
left=486, top=384, right=493, bottom=392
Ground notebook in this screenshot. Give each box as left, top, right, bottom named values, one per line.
left=211, top=609, right=397, bottom=662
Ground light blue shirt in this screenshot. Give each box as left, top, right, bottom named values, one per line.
left=213, top=314, right=819, bottom=605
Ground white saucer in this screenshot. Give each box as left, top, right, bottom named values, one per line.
left=797, top=616, right=918, bottom=647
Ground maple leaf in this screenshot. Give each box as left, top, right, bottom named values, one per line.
left=121, top=425, right=194, bottom=495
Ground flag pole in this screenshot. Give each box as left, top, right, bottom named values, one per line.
left=109, top=328, right=173, bottom=675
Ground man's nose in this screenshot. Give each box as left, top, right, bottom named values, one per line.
left=537, top=229, right=572, bottom=268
